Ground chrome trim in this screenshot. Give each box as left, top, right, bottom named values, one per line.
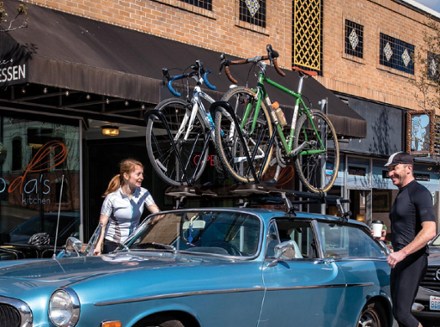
left=0, top=295, right=33, bottom=327
left=95, top=287, right=264, bottom=306
left=61, top=287, right=81, bottom=312
left=265, top=282, right=374, bottom=292
left=95, top=282, right=372, bottom=306
left=49, top=287, right=81, bottom=327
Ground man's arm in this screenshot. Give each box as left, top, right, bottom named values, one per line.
left=387, top=221, right=437, bottom=268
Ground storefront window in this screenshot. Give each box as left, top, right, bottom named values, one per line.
left=0, top=116, right=80, bottom=251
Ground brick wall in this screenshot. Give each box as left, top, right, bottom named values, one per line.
left=321, top=0, right=435, bottom=112
left=24, top=0, right=438, bottom=113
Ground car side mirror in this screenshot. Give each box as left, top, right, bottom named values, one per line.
left=267, top=240, right=301, bottom=267
left=274, top=240, right=299, bottom=260
left=62, top=237, right=83, bottom=257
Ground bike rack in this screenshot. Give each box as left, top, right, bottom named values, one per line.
left=164, top=183, right=351, bottom=222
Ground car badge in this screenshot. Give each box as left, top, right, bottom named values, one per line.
left=436, top=268, right=440, bottom=281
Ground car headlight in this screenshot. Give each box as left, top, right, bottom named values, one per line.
left=49, top=288, right=80, bottom=327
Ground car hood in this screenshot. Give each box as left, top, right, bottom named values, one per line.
left=0, top=251, right=241, bottom=299
left=0, top=252, right=220, bottom=280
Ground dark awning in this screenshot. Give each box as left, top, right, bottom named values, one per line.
left=1, top=0, right=366, bottom=138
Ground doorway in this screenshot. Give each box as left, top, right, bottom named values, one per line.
left=349, top=189, right=372, bottom=224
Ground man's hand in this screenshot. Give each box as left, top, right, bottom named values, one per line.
left=387, top=249, right=407, bottom=268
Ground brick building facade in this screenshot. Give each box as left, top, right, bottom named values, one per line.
left=25, top=0, right=437, bottom=113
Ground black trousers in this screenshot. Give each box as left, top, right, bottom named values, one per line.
left=391, top=251, right=427, bottom=327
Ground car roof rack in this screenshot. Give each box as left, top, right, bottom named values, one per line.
left=165, top=184, right=351, bottom=221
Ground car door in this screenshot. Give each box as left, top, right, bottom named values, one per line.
left=258, top=219, right=348, bottom=327
left=318, top=221, right=390, bottom=324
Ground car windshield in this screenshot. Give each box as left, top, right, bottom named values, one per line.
left=431, top=233, right=440, bottom=247
left=124, top=210, right=261, bottom=257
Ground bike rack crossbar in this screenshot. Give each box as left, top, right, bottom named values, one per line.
left=164, top=183, right=351, bottom=220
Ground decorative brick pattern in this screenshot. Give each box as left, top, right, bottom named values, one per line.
left=293, top=0, right=321, bottom=71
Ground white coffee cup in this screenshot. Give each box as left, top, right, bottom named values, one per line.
left=372, top=220, right=383, bottom=238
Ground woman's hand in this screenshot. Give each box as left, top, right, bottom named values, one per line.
left=93, top=241, right=103, bottom=256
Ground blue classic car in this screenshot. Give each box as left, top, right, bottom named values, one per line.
left=0, top=191, right=392, bottom=327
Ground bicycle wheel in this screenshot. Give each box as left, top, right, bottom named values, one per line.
left=146, top=98, right=209, bottom=186
left=294, top=109, right=340, bottom=193
left=214, top=86, right=273, bottom=183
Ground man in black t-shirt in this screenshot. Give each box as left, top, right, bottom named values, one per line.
left=385, top=152, right=437, bottom=327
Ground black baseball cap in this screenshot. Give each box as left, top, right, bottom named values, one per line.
left=384, top=151, right=414, bottom=167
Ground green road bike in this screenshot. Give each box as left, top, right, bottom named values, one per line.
left=214, top=45, right=340, bottom=193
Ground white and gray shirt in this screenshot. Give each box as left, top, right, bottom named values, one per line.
left=100, top=187, right=156, bottom=243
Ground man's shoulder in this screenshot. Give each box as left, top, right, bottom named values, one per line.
left=408, top=180, right=433, bottom=203
left=409, top=180, right=430, bottom=193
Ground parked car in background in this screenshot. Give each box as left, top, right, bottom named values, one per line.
left=0, top=211, right=80, bottom=260
left=0, top=190, right=393, bottom=327
left=413, top=233, right=440, bottom=327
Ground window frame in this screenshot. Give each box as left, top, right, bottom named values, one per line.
left=344, top=19, right=364, bottom=59
left=379, top=33, right=415, bottom=75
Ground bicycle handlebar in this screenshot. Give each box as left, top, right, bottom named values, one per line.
left=203, top=71, right=217, bottom=91
left=162, top=60, right=217, bottom=97
left=166, top=74, right=186, bottom=97
left=219, top=44, right=286, bottom=84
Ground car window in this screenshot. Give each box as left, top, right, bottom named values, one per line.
left=431, top=234, right=440, bottom=247
left=318, top=222, right=385, bottom=259
left=128, top=211, right=261, bottom=257
left=266, top=219, right=318, bottom=259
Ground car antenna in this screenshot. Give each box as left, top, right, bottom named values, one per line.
left=52, top=174, right=65, bottom=259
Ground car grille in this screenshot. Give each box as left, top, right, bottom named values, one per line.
left=420, top=264, right=440, bottom=291
left=0, top=297, right=32, bottom=327
left=0, top=304, right=21, bottom=327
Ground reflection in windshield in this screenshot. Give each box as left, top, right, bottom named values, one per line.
left=319, top=222, right=386, bottom=258
left=432, top=234, right=440, bottom=247
left=125, top=211, right=261, bottom=257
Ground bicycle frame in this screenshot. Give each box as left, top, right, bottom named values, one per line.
left=191, top=85, right=217, bottom=138
left=175, top=86, right=216, bottom=181
left=215, top=46, right=339, bottom=192
left=146, top=65, right=218, bottom=186
left=245, top=63, right=326, bottom=158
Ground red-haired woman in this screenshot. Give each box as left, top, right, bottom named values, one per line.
left=93, top=158, right=160, bottom=255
